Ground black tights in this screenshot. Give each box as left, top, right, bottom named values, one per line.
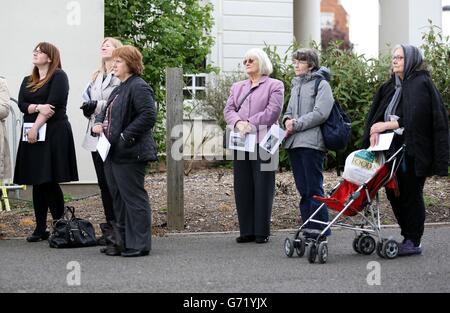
left=32, top=182, right=64, bottom=234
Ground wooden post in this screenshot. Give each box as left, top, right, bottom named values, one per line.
left=166, top=68, right=184, bottom=230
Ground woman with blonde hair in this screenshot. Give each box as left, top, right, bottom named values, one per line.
left=80, top=37, right=123, bottom=247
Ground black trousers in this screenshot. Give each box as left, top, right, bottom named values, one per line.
left=233, top=149, right=276, bottom=238
left=386, top=156, right=426, bottom=246
left=104, top=159, right=152, bottom=251
left=91, top=152, right=115, bottom=223
left=32, top=182, right=64, bottom=233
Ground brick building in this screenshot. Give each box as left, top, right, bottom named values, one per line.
left=320, top=0, right=349, bottom=43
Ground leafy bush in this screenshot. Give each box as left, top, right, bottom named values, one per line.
left=420, top=21, right=450, bottom=117
left=197, top=71, right=246, bottom=130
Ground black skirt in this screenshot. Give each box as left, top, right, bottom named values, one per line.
left=13, top=118, right=79, bottom=185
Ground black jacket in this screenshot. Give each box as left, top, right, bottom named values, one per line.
left=96, top=75, right=157, bottom=163
left=362, top=70, right=449, bottom=177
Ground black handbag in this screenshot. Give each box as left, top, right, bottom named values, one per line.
left=48, top=206, right=97, bottom=248
left=223, top=88, right=254, bottom=149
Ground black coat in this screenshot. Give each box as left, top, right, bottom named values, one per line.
left=362, top=71, right=449, bottom=177
left=96, top=75, right=157, bottom=164
left=14, top=69, right=79, bottom=185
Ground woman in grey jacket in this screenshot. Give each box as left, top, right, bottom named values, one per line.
left=282, top=48, right=334, bottom=239
left=80, top=37, right=122, bottom=246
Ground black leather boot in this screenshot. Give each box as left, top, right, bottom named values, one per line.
left=104, top=222, right=124, bottom=256
left=98, top=222, right=113, bottom=246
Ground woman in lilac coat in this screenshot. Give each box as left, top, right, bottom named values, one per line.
left=224, top=48, right=284, bottom=244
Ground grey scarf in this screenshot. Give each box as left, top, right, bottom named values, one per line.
left=384, top=44, right=423, bottom=122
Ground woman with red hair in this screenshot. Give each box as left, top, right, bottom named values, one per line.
left=14, top=42, right=78, bottom=242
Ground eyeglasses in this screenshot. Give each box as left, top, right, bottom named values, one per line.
left=243, top=58, right=255, bottom=65
left=292, top=60, right=308, bottom=65
left=32, top=49, right=45, bottom=55
left=392, top=55, right=404, bottom=61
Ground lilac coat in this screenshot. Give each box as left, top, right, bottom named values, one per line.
left=223, top=75, right=284, bottom=142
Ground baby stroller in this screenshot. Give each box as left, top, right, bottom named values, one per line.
left=284, top=145, right=405, bottom=264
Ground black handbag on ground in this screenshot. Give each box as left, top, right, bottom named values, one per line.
left=48, top=206, right=97, bottom=248
left=223, top=88, right=254, bottom=149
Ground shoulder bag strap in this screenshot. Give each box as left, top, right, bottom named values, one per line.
left=235, top=88, right=254, bottom=112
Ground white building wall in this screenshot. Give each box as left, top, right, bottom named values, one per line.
left=209, top=0, right=294, bottom=72
left=408, top=0, right=442, bottom=45
left=379, top=0, right=442, bottom=54
left=293, top=0, right=321, bottom=47
left=0, top=0, right=104, bottom=184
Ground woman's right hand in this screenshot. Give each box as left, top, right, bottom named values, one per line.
left=284, top=119, right=295, bottom=135
left=38, top=104, right=55, bottom=119
left=92, top=124, right=103, bottom=135
left=235, top=121, right=252, bottom=136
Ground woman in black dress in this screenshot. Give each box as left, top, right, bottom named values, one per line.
left=14, top=42, right=79, bottom=242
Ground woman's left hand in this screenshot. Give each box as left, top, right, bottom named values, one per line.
left=369, top=132, right=379, bottom=147
left=92, top=124, right=103, bottom=135
left=370, top=122, right=387, bottom=135
left=27, top=127, right=38, bottom=144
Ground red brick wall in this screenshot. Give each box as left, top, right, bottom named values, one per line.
left=321, top=0, right=349, bottom=42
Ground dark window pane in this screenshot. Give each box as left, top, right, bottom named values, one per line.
left=195, top=76, right=206, bottom=87
left=184, top=76, right=193, bottom=86
left=183, top=89, right=192, bottom=99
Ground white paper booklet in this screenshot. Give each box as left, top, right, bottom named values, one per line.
left=228, top=131, right=256, bottom=153
left=22, top=123, right=47, bottom=142
left=259, top=124, right=286, bottom=154
left=96, top=133, right=111, bottom=161
left=367, top=132, right=394, bottom=151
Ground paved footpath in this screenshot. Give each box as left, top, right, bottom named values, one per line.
left=1, top=225, right=450, bottom=293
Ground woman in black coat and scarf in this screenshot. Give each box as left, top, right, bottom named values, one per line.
left=362, top=44, right=449, bottom=256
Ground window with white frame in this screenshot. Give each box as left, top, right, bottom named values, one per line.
left=321, top=12, right=335, bottom=29
left=183, top=74, right=207, bottom=100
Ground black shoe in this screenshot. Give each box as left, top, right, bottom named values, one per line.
left=26, top=231, right=50, bottom=242
left=121, top=249, right=150, bottom=257
left=255, top=236, right=269, bottom=244
left=236, top=235, right=255, bottom=243
left=104, top=246, right=122, bottom=256
left=100, top=247, right=107, bottom=254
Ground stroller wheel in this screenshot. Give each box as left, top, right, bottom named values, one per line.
left=318, top=242, right=328, bottom=264
left=295, top=236, right=306, bottom=257
left=382, top=239, right=399, bottom=259
left=358, top=235, right=376, bottom=255
left=308, top=243, right=317, bottom=264
left=352, top=236, right=362, bottom=254
left=284, top=237, right=294, bottom=257
left=376, top=241, right=385, bottom=258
